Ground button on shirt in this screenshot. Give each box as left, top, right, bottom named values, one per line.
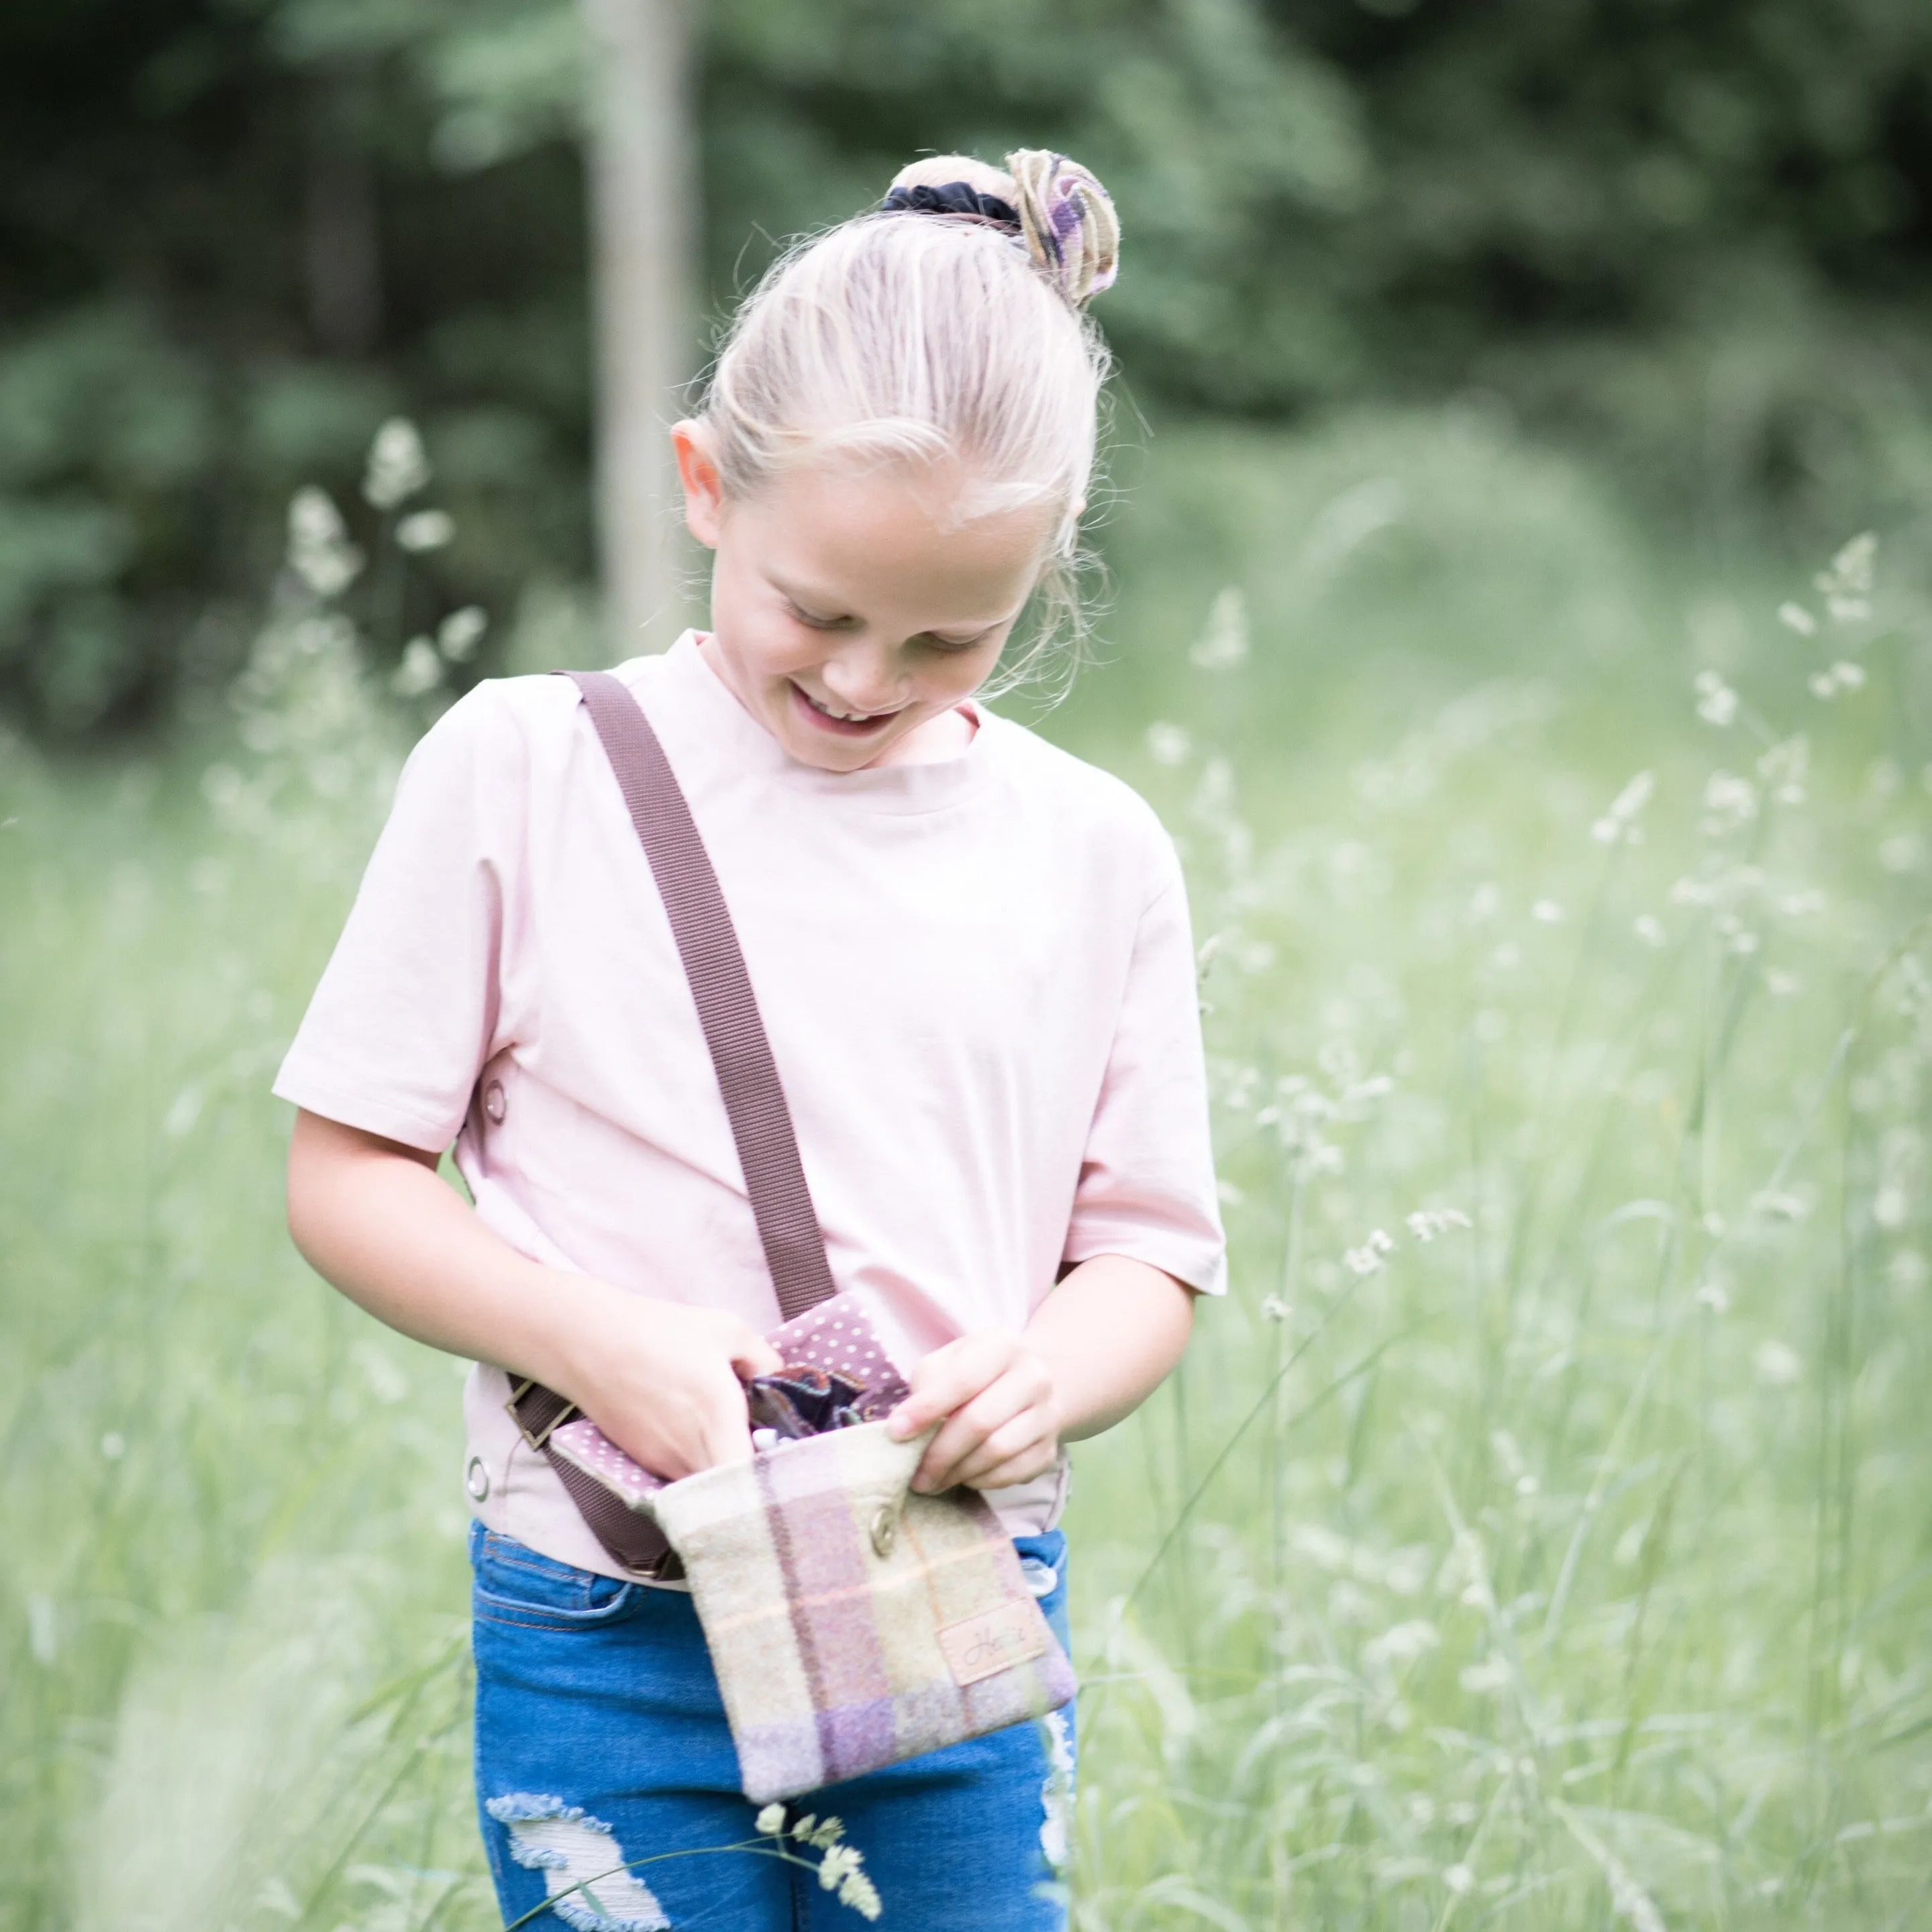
left=273, top=635, right=1226, bottom=1578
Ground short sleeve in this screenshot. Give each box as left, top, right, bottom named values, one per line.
left=272, top=684, right=524, bottom=1152
left=1062, top=840, right=1227, bottom=1295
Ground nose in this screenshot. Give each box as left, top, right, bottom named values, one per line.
left=819, top=646, right=906, bottom=715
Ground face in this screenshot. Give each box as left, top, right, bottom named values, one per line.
left=673, top=423, right=1051, bottom=772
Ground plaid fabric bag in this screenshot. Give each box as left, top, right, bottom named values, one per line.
left=650, top=1422, right=1075, bottom=1802
left=502, top=673, right=1076, bottom=1799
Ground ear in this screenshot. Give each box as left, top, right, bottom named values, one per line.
left=671, top=419, right=725, bottom=549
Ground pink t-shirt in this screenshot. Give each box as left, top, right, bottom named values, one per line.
left=274, top=635, right=1225, bottom=1576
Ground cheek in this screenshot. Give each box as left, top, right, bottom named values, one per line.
left=920, top=642, right=1006, bottom=705
left=711, top=574, right=819, bottom=680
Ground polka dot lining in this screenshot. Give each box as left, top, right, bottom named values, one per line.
left=538, top=1292, right=911, bottom=1509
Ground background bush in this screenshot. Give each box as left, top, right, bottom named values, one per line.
left=3, top=0, right=1931, bottom=731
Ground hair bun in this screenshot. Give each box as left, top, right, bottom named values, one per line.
left=1003, top=150, right=1120, bottom=309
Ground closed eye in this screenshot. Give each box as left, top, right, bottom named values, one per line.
left=921, top=626, right=999, bottom=653
left=786, top=600, right=853, bottom=631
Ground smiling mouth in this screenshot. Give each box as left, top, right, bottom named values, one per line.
left=789, top=680, right=904, bottom=735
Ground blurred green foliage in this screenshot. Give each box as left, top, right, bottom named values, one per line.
left=2, top=0, right=1929, bottom=731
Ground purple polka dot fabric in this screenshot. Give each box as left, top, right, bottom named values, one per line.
left=767, top=1292, right=911, bottom=1418
left=544, top=1291, right=909, bottom=1503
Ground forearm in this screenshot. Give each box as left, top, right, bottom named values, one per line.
left=1025, top=1253, right=1197, bottom=1441
left=287, top=1109, right=778, bottom=1476
left=285, top=1107, right=619, bottom=1395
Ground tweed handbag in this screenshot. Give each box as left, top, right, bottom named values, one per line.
left=505, top=670, right=1075, bottom=1801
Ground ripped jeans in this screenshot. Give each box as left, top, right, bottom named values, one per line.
left=470, top=1523, right=1075, bottom=1931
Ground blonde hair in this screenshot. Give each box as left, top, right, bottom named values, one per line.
left=692, top=151, right=1120, bottom=697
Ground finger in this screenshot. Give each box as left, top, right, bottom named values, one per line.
left=958, top=1453, right=1051, bottom=1491
left=950, top=1410, right=1056, bottom=1490
left=887, top=1337, right=1012, bottom=1440
left=913, top=1374, right=1039, bottom=1491
left=962, top=1443, right=1056, bottom=1491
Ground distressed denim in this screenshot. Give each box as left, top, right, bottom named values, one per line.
left=470, top=1521, right=1075, bottom=1931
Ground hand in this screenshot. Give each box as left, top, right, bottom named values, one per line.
left=886, top=1332, right=1060, bottom=1494
left=550, top=1278, right=782, bottom=1481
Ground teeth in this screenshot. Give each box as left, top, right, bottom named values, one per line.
left=803, top=687, right=880, bottom=723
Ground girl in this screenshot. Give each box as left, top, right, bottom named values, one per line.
left=278, top=150, right=1225, bottom=1931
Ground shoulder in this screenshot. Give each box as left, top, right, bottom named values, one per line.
left=979, top=714, right=1182, bottom=903
left=403, top=666, right=617, bottom=779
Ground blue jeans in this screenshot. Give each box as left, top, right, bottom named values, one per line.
left=470, top=1521, right=1076, bottom=1931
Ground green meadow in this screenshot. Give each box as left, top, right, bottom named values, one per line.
left=5, top=413, right=1930, bottom=1929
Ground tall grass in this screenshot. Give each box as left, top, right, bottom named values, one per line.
left=4, top=414, right=1929, bottom=1929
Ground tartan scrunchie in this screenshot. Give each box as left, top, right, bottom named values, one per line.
left=877, top=154, right=1119, bottom=311
left=1002, top=149, right=1120, bottom=310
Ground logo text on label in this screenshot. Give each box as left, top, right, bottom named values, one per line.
left=937, top=1599, right=1050, bottom=1687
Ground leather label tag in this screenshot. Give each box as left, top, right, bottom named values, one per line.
left=937, top=1598, right=1050, bottom=1686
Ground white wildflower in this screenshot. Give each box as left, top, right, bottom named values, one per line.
left=395, top=509, right=454, bottom=552
left=364, top=417, right=431, bottom=510
left=1458, top=1656, right=1511, bottom=1695
left=287, top=488, right=363, bottom=598
left=1694, top=1279, right=1730, bottom=1313
left=1364, top=1619, right=1439, bottom=1670
left=1531, top=898, right=1564, bottom=924
left=1755, top=1339, right=1802, bottom=1386
left=1700, top=772, right=1758, bottom=836
left=1753, top=1189, right=1810, bottom=1222
left=438, top=605, right=488, bottom=661
left=1260, top=1295, right=1289, bottom=1322
left=1809, top=660, right=1866, bottom=701
left=819, top=1845, right=861, bottom=1890
left=837, top=1868, right=881, bottom=1920
left=1146, top=721, right=1192, bottom=766
left=1189, top=587, right=1250, bottom=670
left=1694, top=669, right=1739, bottom=727
left=1815, top=530, right=1876, bottom=605
left=1343, top=1229, right=1397, bottom=1276
left=1633, top=914, right=1665, bottom=948
left=391, top=638, right=444, bottom=697
left=1777, top=601, right=1817, bottom=636
left=1443, top=1863, right=1475, bottom=1896
left=1591, top=770, right=1654, bottom=844
left=754, top=1803, right=787, bottom=1835
left=1405, top=1207, right=1471, bottom=1242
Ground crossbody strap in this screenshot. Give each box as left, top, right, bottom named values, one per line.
left=562, top=668, right=838, bottom=1322
left=501, top=668, right=840, bottom=1580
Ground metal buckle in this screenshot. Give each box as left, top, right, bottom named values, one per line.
left=505, top=1377, right=578, bottom=1453
left=632, top=1548, right=685, bottom=1584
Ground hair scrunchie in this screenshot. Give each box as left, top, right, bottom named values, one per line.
left=879, top=181, right=1022, bottom=230
left=1002, top=150, right=1120, bottom=310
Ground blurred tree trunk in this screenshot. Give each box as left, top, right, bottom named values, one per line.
left=305, top=83, right=383, bottom=356
left=581, top=0, right=697, bottom=658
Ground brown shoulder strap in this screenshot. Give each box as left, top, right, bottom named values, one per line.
left=563, top=668, right=839, bottom=1323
